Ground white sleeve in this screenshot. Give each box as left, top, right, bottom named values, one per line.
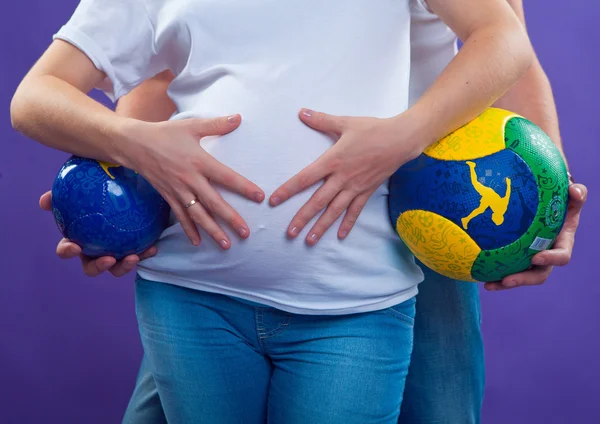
left=53, top=0, right=164, bottom=101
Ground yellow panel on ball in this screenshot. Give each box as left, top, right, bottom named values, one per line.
left=424, top=108, right=520, bottom=161
left=396, top=210, right=481, bottom=282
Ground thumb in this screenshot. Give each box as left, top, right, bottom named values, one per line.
left=568, top=183, right=587, bottom=210
left=559, top=183, right=587, bottom=233
left=187, top=114, right=242, bottom=138
left=299, top=109, right=346, bottom=135
left=39, top=191, right=52, bottom=211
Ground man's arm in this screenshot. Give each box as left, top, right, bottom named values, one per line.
left=483, top=0, right=588, bottom=290
left=115, top=70, right=176, bottom=121
left=494, top=0, right=565, bottom=163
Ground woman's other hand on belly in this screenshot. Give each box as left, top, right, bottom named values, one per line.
left=121, top=115, right=265, bottom=249
left=269, top=109, right=426, bottom=246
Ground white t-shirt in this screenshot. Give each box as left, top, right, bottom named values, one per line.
left=54, top=0, right=440, bottom=315
left=409, top=0, right=459, bottom=106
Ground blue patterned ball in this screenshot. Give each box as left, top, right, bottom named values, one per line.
left=51, top=156, right=170, bottom=259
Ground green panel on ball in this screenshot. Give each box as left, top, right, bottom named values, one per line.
left=471, top=117, right=569, bottom=282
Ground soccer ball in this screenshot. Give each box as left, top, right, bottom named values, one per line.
left=389, top=108, right=569, bottom=282
left=52, top=156, right=170, bottom=259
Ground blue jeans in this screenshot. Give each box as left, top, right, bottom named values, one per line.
left=398, top=265, right=484, bottom=424
left=130, top=277, right=416, bottom=424
left=123, top=269, right=484, bottom=424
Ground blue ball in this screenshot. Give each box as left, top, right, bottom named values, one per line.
left=51, top=156, right=170, bottom=260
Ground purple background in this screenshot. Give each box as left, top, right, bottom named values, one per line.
left=1, top=1, right=598, bottom=423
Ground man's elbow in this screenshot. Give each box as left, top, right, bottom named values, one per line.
left=503, top=21, right=534, bottom=81
left=10, top=78, right=42, bottom=136
left=515, top=34, right=534, bottom=79
left=10, top=85, right=29, bottom=134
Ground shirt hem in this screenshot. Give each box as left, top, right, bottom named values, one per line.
left=136, top=269, right=420, bottom=316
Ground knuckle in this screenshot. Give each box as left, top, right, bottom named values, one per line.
left=184, top=203, right=201, bottom=219
left=172, top=207, right=187, bottom=222
left=229, top=215, right=244, bottom=228
left=328, top=156, right=343, bottom=172
left=340, top=219, right=353, bottom=231
left=345, top=214, right=357, bottom=225
left=555, top=258, right=568, bottom=267
left=347, top=184, right=363, bottom=196
left=123, top=260, right=135, bottom=270
left=210, top=119, right=223, bottom=133
left=298, top=175, right=313, bottom=190
left=178, top=168, right=196, bottom=184
left=179, top=215, right=196, bottom=230
left=219, top=172, right=236, bottom=188
left=297, top=213, right=311, bottom=225
left=211, top=230, right=227, bottom=241
left=83, top=267, right=96, bottom=277
left=189, top=157, right=206, bottom=174
left=203, top=197, right=219, bottom=213
left=314, top=197, right=328, bottom=210
left=348, top=206, right=362, bottom=219
left=316, top=112, right=328, bottom=125
left=331, top=204, right=346, bottom=217
left=190, top=210, right=208, bottom=226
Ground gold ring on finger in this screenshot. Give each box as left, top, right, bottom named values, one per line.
left=184, top=198, right=200, bottom=209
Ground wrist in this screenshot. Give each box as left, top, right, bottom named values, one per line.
left=390, top=106, right=436, bottom=157
left=109, top=117, right=147, bottom=170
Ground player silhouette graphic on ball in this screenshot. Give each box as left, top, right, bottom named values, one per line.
left=461, top=161, right=512, bottom=230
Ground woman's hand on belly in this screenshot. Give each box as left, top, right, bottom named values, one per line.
left=121, top=114, right=265, bottom=249
left=269, top=109, right=426, bottom=245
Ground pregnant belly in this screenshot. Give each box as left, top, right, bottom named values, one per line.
left=138, top=113, right=410, bottom=295
left=140, top=183, right=402, bottom=287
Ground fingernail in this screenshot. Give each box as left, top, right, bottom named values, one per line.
left=290, top=226, right=298, bottom=236
left=271, top=197, right=281, bottom=206
left=227, top=115, right=240, bottom=124
left=504, top=280, right=517, bottom=288
left=219, top=239, right=230, bottom=249
left=238, top=227, right=248, bottom=237
left=302, top=109, right=313, bottom=118
left=254, top=192, right=264, bottom=203
left=339, top=230, right=348, bottom=239
left=575, top=187, right=584, bottom=198
left=309, top=233, right=319, bottom=243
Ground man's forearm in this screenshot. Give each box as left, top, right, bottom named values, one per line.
left=494, top=0, right=566, bottom=165
left=495, top=56, right=566, bottom=162
left=115, top=70, right=176, bottom=122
